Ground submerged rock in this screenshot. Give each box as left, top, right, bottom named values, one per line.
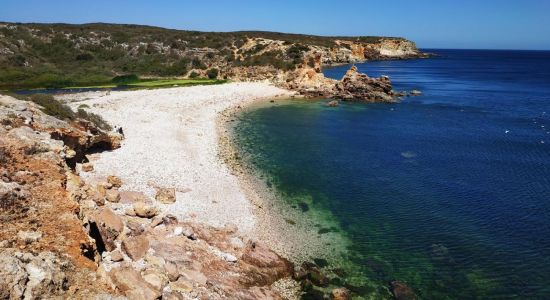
left=390, top=281, right=417, bottom=300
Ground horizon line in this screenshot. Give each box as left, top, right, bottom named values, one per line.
left=1, top=20, right=549, bottom=51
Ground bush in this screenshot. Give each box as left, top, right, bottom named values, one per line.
left=27, top=94, right=75, bottom=121
left=14, top=94, right=112, bottom=130
left=112, top=74, right=139, bottom=85
left=207, top=68, right=219, bottom=79
left=189, top=71, right=199, bottom=79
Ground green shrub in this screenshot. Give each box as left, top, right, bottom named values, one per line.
left=112, top=74, right=140, bottom=85
left=27, top=94, right=75, bottom=121
left=191, top=58, right=207, bottom=70
left=207, top=68, right=219, bottom=79
left=189, top=71, right=199, bottom=79
left=78, top=104, right=90, bottom=109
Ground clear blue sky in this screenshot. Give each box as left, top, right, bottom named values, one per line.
left=1, top=0, right=549, bottom=50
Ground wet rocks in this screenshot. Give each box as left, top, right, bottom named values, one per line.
left=327, top=100, right=339, bottom=107
left=155, top=187, right=176, bottom=204
left=390, top=281, right=417, bottom=300
left=409, top=90, right=422, bottom=96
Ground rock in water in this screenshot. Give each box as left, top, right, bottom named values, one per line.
left=390, top=281, right=417, bottom=300
left=327, top=100, right=339, bottom=107
left=331, top=287, right=350, bottom=300
left=409, top=90, right=422, bottom=96
left=155, top=187, right=176, bottom=204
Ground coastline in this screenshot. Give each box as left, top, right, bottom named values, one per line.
left=58, top=82, right=350, bottom=263
left=217, top=97, right=352, bottom=264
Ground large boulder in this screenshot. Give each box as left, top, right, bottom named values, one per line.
left=241, top=241, right=294, bottom=286
left=109, top=266, right=161, bottom=300
left=121, top=235, right=150, bottom=261
left=92, top=208, right=124, bottom=251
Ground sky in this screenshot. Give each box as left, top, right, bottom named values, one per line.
left=1, top=0, right=549, bottom=50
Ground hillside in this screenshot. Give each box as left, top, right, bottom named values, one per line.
left=0, top=22, right=425, bottom=89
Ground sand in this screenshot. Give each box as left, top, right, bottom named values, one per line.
left=62, top=83, right=292, bottom=236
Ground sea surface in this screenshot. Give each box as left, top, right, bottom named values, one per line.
left=233, top=50, right=550, bottom=299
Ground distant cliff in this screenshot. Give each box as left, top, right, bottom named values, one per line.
left=0, top=22, right=427, bottom=88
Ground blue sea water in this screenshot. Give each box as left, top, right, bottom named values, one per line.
left=234, top=50, right=550, bottom=298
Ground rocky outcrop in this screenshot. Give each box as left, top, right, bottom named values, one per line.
left=279, top=64, right=400, bottom=102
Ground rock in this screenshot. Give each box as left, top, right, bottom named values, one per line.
left=331, top=287, right=350, bottom=300
left=149, top=216, right=164, bottom=228
left=121, top=235, right=150, bottom=261
left=390, top=281, right=417, bottom=300
left=162, top=214, right=179, bottom=226
left=110, top=250, right=123, bottom=262
left=126, top=219, right=145, bottom=236
left=82, top=162, right=94, bottom=172
left=169, top=277, right=193, bottom=293
left=155, top=187, right=176, bottom=204
left=133, top=202, right=158, bottom=218
left=119, top=191, right=149, bottom=204
left=409, top=90, right=422, bottom=96
left=109, top=266, right=160, bottom=300
left=164, top=261, right=180, bottom=282
left=92, top=208, right=124, bottom=251
left=125, top=207, right=136, bottom=217
left=105, top=189, right=120, bottom=203
left=327, top=100, right=339, bottom=107
left=221, top=252, right=238, bottom=263
left=17, top=230, right=42, bottom=244
left=107, top=175, right=122, bottom=188
left=0, top=252, right=27, bottom=299
left=241, top=241, right=294, bottom=285
left=142, top=270, right=168, bottom=292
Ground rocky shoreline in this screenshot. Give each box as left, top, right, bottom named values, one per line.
left=1, top=85, right=363, bottom=299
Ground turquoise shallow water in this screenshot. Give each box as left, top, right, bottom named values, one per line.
left=234, top=50, right=550, bottom=298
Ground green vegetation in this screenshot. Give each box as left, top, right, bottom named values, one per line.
left=0, top=22, right=405, bottom=89
left=112, top=74, right=140, bottom=85
left=11, top=93, right=111, bottom=130
left=206, top=68, right=219, bottom=79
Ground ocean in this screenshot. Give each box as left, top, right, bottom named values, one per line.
left=233, top=49, right=550, bottom=298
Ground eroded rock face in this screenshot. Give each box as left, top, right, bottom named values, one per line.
left=0, top=250, right=67, bottom=300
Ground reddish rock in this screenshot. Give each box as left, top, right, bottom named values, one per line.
left=121, top=235, right=150, bottom=261
left=391, top=281, right=417, bottom=300
left=109, top=266, right=160, bottom=299
left=119, top=191, right=149, bottom=204
left=105, top=189, right=120, bottom=203
left=241, top=241, right=294, bottom=286
left=92, top=208, right=124, bottom=251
